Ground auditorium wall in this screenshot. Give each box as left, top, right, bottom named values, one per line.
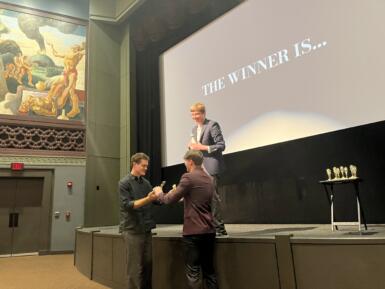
left=0, top=157, right=86, bottom=252
left=84, top=0, right=136, bottom=227
left=0, top=0, right=89, bottom=252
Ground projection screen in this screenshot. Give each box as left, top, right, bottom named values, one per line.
left=160, top=0, right=385, bottom=167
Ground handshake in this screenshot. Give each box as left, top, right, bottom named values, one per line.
left=147, top=183, right=177, bottom=202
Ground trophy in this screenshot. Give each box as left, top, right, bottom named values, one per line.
left=326, top=168, right=332, bottom=181
left=349, top=165, right=358, bottom=178
left=333, top=167, right=338, bottom=180
left=344, top=167, right=349, bottom=179
left=336, top=167, right=341, bottom=179
left=340, top=166, right=345, bottom=178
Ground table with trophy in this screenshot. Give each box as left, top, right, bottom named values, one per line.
left=319, top=165, right=367, bottom=231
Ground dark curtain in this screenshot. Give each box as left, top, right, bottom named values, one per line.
left=134, top=48, right=162, bottom=185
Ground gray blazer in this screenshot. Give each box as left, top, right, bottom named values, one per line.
left=191, top=119, right=226, bottom=175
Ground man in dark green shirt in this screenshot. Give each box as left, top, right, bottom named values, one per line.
left=119, top=152, right=158, bottom=289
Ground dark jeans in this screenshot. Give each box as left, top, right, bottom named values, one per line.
left=212, top=175, right=227, bottom=234
left=123, top=232, right=152, bottom=289
left=182, top=233, right=219, bottom=289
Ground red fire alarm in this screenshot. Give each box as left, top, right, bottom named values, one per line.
left=67, top=181, right=73, bottom=188
left=11, top=162, right=24, bottom=171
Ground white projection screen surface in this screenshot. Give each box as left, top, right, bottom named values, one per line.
left=160, top=0, right=385, bottom=167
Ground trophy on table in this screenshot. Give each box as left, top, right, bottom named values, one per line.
left=349, top=165, right=358, bottom=179
left=325, top=164, right=359, bottom=181
left=326, top=168, right=332, bottom=181
left=333, top=167, right=339, bottom=180
left=336, top=167, right=341, bottom=179
left=344, top=167, right=349, bottom=179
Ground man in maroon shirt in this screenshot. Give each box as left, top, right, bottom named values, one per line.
left=154, top=150, right=219, bottom=289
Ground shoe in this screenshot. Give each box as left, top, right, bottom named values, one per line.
left=216, top=231, right=228, bottom=237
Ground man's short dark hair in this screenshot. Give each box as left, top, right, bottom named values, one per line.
left=131, top=152, right=150, bottom=168
left=184, top=150, right=203, bottom=166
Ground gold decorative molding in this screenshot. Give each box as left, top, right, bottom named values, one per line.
left=0, top=155, right=86, bottom=167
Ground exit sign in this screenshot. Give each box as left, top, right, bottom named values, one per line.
left=11, top=162, right=24, bottom=171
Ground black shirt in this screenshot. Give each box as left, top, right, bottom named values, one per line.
left=119, top=173, right=156, bottom=233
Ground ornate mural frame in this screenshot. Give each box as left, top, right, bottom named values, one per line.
left=0, top=2, right=88, bottom=156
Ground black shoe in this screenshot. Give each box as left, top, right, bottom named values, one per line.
left=216, top=231, right=228, bottom=237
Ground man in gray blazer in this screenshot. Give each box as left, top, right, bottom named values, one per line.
left=188, top=102, right=227, bottom=236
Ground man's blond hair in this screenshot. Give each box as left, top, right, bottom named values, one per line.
left=190, top=102, right=205, bottom=114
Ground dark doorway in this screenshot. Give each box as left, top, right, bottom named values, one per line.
left=0, top=177, right=44, bottom=256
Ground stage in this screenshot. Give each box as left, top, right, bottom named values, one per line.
left=154, top=223, right=385, bottom=238
left=75, top=224, right=385, bottom=289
